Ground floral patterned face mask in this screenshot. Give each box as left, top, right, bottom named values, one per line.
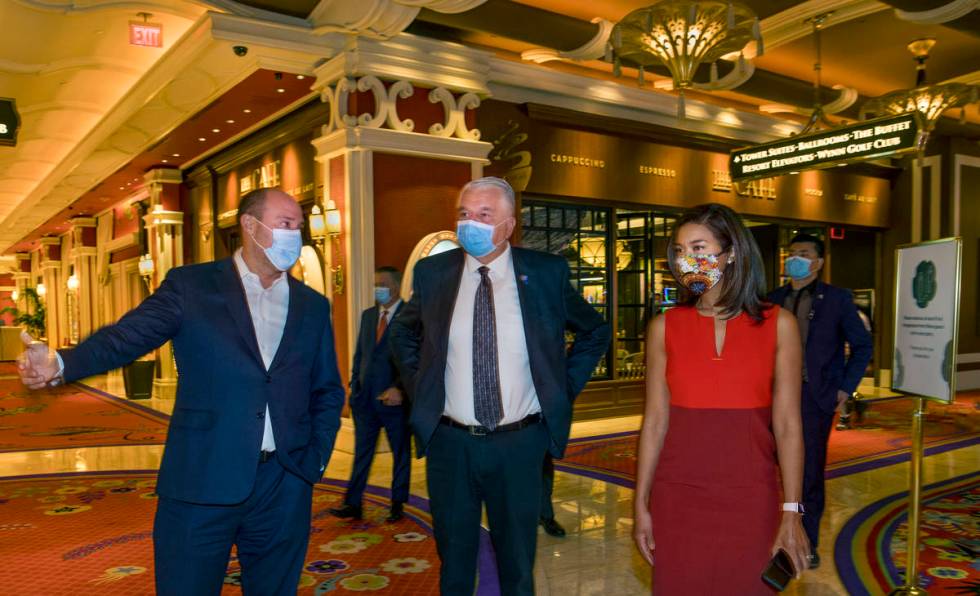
left=674, top=252, right=726, bottom=295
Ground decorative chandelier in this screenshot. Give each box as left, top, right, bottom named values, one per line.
left=861, top=38, right=977, bottom=153
left=575, top=237, right=633, bottom=271
left=609, top=1, right=763, bottom=119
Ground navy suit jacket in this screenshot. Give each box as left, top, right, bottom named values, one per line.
left=389, top=247, right=611, bottom=458
left=350, top=302, right=404, bottom=408
left=769, top=280, right=873, bottom=413
left=59, top=259, right=346, bottom=505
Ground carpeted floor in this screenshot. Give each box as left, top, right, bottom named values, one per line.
left=0, top=471, right=441, bottom=595
left=0, top=379, right=168, bottom=453
left=834, top=470, right=980, bottom=595
left=556, top=393, right=980, bottom=486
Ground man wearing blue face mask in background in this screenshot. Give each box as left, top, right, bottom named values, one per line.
left=17, top=187, right=346, bottom=595
left=330, top=266, right=410, bottom=523
left=768, top=233, right=872, bottom=570
left=390, top=176, right=610, bottom=595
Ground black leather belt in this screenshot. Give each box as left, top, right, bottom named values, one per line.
left=259, top=450, right=275, bottom=463
left=440, top=413, right=541, bottom=436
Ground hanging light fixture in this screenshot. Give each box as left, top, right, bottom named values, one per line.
left=861, top=38, right=978, bottom=153
left=609, top=1, right=763, bottom=119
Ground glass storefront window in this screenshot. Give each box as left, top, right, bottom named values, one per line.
left=521, top=201, right=612, bottom=379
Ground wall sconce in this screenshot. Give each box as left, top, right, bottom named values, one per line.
left=66, top=274, right=80, bottom=292
left=309, top=201, right=344, bottom=295
left=36, top=282, right=46, bottom=298
left=138, top=253, right=155, bottom=288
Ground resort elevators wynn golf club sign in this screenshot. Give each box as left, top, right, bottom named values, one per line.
left=729, top=113, right=919, bottom=182
left=0, top=98, right=20, bottom=147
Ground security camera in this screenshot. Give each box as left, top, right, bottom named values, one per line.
left=233, top=45, right=248, bottom=57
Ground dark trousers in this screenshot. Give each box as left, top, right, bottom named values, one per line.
left=345, top=401, right=411, bottom=506
left=426, top=420, right=550, bottom=596
left=153, top=457, right=313, bottom=596
left=801, top=383, right=837, bottom=549
left=540, top=453, right=555, bottom=519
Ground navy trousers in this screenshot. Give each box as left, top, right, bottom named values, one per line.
left=426, top=420, right=550, bottom=596
left=345, top=400, right=411, bottom=506
left=801, top=382, right=837, bottom=549
left=153, top=456, right=313, bottom=596
left=541, top=453, right=555, bottom=519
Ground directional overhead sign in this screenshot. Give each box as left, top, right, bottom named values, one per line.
left=730, top=113, right=919, bottom=182
left=0, top=98, right=20, bottom=147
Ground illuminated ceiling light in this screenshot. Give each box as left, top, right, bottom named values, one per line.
left=119, top=186, right=125, bottom=190
left=243, top=108, right=251, bottom=113
left=297, top=75, right=305, bottom=80
left=276, top=88, right=285, bottom=93
left=861, top=38, right=978, bottom=153
left=198, top=137, right=206, bottom=141
left=610, top=1, right=763, bottom=119
left=161, top=159, right=168, bottom=163
left=226, top=119, right=235, bottom=124
left=172, top=153, right=180, bottom=157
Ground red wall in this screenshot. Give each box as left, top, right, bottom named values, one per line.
left=372, top=154, right=471, bottom=272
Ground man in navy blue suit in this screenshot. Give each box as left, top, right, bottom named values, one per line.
left=329, top=265, right=410, bottom=523
left=390, top=177, right=610, bottom=595
left=769, top=233, right=872, bottom=569
left=19, top=188, right=345, bottom=595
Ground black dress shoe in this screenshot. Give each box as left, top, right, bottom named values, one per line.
left=386, top=502, right=404, bottom=523
left=328, top=504, right=362, bottom=520
left=808, top=552, right=821, bottom=570
left=539, top=517, right=566, bottom=538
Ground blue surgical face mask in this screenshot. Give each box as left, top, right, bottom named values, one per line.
left=249, top=219, right=303, bottom=271
left=374, top=286, right=391, bottom=304
left=456, top=219, right=504, bottom=258
left=785, top=256, right=813, bottom=280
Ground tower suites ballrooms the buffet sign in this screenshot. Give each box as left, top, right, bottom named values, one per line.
left=729, top=113, right=919, bottom=182
left=510, top=117, right=891, bottom=228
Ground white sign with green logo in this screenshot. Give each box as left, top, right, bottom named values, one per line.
left=891, top=237, right=962, bottom=403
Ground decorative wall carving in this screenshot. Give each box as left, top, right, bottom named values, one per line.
left=318, top=76, right=482, bottom=141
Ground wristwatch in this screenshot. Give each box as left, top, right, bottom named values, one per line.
left=782, top=502, right=805, bottom=514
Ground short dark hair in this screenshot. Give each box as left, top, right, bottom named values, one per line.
left=237, top=188, right=272, bottom=225
left=667, top=203, right=772, bottom=322
left=789, top=233, right=825, bottom=258
left=376, top=266, right=402, bottom=284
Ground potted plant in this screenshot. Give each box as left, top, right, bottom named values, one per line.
left=0, top=287, right=46, bottom=339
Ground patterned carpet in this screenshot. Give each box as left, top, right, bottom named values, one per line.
left=0, top=379, right=168, bottom=452
left=834, top=471, right=980, bottom=595
left=0, top=471, right=442, bottom=595
left=555, top=393, right=980, bottom=486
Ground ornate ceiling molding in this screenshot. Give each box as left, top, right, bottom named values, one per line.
left=894, top=0, right=979, bottom=24
left=521, top=17, right=613, bottom=64
left=308, top=0, right=487, bottom=39
left=745, top=0, right=887, bottom=59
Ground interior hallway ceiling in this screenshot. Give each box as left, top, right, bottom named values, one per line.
left=1, top=0, right=978, bottom=256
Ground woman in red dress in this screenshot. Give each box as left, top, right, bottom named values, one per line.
left=634, top=203, right=810, bottom=594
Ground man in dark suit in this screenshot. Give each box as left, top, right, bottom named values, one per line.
left=329, top=266, right=410, bottom=523
left=769, top=233, right=872, bottom=569
left=18, top=188, right=345, bottom=595
left=390, top=176, right=610, bottom=595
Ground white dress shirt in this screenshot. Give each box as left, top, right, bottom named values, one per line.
left=234, top=249, right=289, bottom=452
left=444, top=244, right=541, bottom=425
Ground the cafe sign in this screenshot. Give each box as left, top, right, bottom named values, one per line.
left=730, top=113, right=919, bottom=182
left=0, top=98, right=20, bottom=147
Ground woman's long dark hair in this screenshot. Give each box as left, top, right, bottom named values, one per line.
left=666, top=203, right=772, bottom=322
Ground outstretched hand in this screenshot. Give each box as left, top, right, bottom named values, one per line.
left=17, top=332, right=62, bottom=390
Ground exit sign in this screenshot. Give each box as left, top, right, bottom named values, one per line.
left=129, top=21, right=163, bottom=47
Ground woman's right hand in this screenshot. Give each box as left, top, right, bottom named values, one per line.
left=633, top=507, right=656, bottom=566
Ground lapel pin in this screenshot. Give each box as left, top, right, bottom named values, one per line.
left=519, top=274, right=529, bottom=284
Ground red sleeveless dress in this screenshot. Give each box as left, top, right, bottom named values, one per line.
left=649, top=306, right=780, bottom=595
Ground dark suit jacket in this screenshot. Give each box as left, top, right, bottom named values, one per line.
left=389, top=247, right=610, bottom=458
left=769, top=280, right=873, bottom=413
left=350, top=302, right=404, bottom=408
left=59, top=259, right=346, bottom=505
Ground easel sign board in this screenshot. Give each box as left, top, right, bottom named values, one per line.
left=891, top=237, right=962, bottom=403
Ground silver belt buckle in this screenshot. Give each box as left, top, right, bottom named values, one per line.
left=468, top=425, right=489, bottom=436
